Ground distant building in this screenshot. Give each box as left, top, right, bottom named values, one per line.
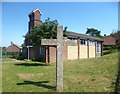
left=103, top=36, right=116, bottom=46
left=6, top=42, right=22, bottom=53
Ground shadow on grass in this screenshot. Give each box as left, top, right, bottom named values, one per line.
left=17, top=80, right=56, bottom=91
left=14, top=63, right=48, bottom=66
left=114, top=47, right=120, bottom=94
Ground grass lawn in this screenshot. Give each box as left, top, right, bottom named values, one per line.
left=2, top=52, right=120, bottom=92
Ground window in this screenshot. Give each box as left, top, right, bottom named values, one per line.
left=96, top=42, right=101, bottom=53
left=89, top=40, right=95, bottom=46
left=69, top=38, right=77, bottom=40
left=80, top=39, right=87, bottom=45
left=40, top=47, right=45, bottom=56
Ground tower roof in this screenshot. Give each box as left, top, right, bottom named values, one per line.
left=29, top=8, right=42, bottom=15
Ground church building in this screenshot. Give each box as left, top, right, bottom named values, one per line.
left=23, top=9, right=103, bottom=63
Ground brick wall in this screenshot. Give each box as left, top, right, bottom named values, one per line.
left=28, top=10, right=42, bottom=31
left=45, top=46, right=67, bottom=63
left=49, top=46, right=56, bottom=62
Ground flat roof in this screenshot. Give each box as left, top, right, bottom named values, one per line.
left=66, top=31, right=103, bottom=41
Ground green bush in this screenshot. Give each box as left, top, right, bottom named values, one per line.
left=103, top=45, right=118, bottom=55
left=103, top=50, right=111, bottom=55
left=103, top=46, right=111, bottom=50
left=5, top=52, right=19, bottom=59
left=103, top=45, right=117, bottom=50
left=17, top=52, right=25, bottom=60
left=32, top=57, right=41, bottom=62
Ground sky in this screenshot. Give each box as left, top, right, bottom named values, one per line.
left=2, top=2, right=118, bottom=47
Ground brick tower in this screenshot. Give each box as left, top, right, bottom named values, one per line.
left=28, top=9, right=42, bottom=31
left=23, top=9, right=42, bottom=59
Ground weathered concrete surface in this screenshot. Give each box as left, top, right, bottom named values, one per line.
left=56, top=25, right=63, bottom=92
left=41, top=39, right=77, bottom=46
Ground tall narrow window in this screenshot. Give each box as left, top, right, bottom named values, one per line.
left=96, top=42, right=101, bottom=53
left=89, top=40, right=95, bottom=46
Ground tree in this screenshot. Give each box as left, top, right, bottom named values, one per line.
left=110, top=30, right=120, bottom=45
left=26, top=18, right=67, bottom=46
left=86, top=28, right=103, bottom=38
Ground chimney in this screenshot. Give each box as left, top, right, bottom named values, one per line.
left=11, top=42, right=13, bottom=44
left=104, top=34, right=106, bottom=37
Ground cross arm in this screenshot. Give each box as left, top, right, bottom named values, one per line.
left=41, top=39, right=57, bottom=46
left=41, top=39, right=77, bottom=46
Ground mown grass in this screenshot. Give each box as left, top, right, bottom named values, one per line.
left=2, top=52, right=120, bottom=92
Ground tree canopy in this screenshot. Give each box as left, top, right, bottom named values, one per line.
left=25, top=18, right=67, bottom=46
left=86, top=28, right=103, bottom=38
left=110, top=30, right=120, bottom=45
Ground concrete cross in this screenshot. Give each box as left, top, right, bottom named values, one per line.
left=41, top=25, right=77, bottom=92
